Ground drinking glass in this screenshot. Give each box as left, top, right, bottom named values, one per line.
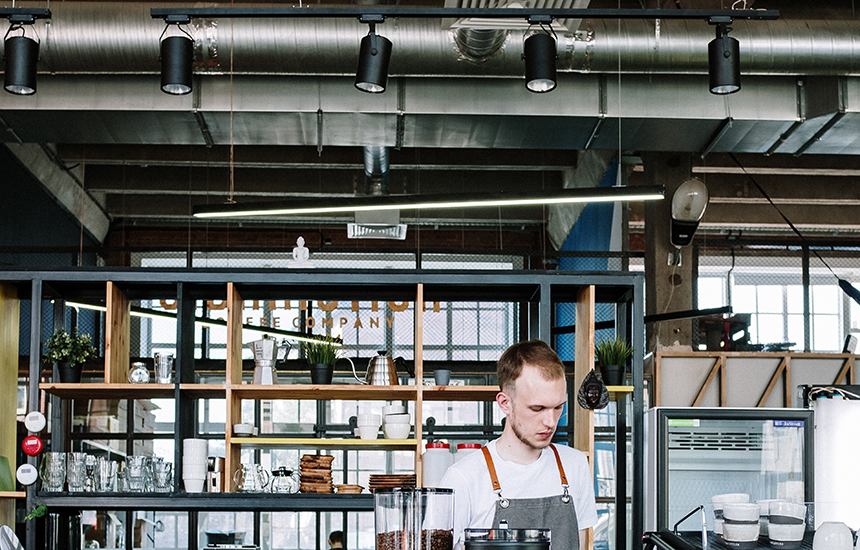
left=40, top=452, right=66, bottom=492
left=84, top=455, right=97, bottom=492
left=66, top=452, right=88, bottom=492
left=125, top=456, right=148, bottom=492
left=154, top=461, right=173, bottom=492
left=154, top=353, right=174, bottom=384
left=96, top=457, right=117, bottom=492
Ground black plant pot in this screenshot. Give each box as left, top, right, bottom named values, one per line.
left=310, top=363, right=334, bottom=384
left=599, top=364, right=625, bottom=386
left=57, top=361, right=82, bottom=383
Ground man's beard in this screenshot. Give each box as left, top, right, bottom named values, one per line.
left=510, top=415, right=554, bottom=451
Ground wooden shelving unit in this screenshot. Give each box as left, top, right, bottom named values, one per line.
left=8, top=269, right=645, bottom=550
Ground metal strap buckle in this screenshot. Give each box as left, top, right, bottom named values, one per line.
left=561, top=485, right=571, bottom=504
left=495, top=489, right=510, bottom=509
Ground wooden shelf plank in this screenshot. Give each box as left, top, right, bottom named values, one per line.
left=180, top=383, right=227, bottom=398
left=421, top=385, right=499, bottom=401
left=0, top=492, right=25, bottom=499
left=606, top=385, right=634, bottom=401
left=230, top=437, right=418, bottom=451
left=40, top=383, right=176, bottom=399
left=229, top=384, right=418, bottom=401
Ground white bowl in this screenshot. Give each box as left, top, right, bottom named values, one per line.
left=233, top=423, right=255, bottom=436
left=769, top=501, right=806, bottom=523
left=383, top=413, right=411, bottom=424
left=382, top=405, right=407, bottom=415
left=768, top=522, right=805, bottom=542
left=354, top=427, right=361, bottom=437
left=183, top=478, right=205, bottom=493
left=712, top=493, right=750, bottom=513
left=724, top=503, right=761, bottom=523
left=723, top=522, right=760, bottom=542
left=357, top=426, right=379, bottom=440
left=714, top=519, right=724, bottom=535
left=383, top=423, right=411, bottom=439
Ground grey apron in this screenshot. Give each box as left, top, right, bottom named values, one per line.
left=481, top=444, right=580, bottom=550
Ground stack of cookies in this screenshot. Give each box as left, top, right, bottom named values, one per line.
left=299, top=454, right=334, bottom=494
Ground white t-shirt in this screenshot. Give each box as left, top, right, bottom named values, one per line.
left=439, top=439, right=598, bottom=548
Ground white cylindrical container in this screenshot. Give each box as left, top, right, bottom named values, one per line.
left=422, top=442, right=453, bottom=487
left=453, top=443, right=482, bottom=463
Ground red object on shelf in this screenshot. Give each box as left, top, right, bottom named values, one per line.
left=22, top=435, right=43, bottom=456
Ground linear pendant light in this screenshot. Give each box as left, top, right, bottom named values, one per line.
left=193, top=185, right=665, bottom=219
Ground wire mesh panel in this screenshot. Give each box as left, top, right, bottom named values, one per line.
left=421, top=253, right=524, bottom=270
left=130, top=251, right=188, bottom=268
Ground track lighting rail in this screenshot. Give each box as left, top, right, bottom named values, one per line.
left=150, top=7, right=778, bottom=22
left=1, top=8, right=51, bottom=23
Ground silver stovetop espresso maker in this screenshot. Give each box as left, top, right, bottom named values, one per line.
left=247, top=335, right=291, bottom=385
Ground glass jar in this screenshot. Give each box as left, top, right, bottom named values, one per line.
left=375, top=488, right=454, bottom=550
left=270, top=467, right=298, bottom=493
left=127, top=362, right=150, bottom=384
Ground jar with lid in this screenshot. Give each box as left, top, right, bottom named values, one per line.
left=422, top=442, right=453, bottom=487
left=454, top=443, right=482, bottom=463
left=375, top=488, right=454, bottom=550
left=127, top=362, right=150, bottom=384
left=270, top=467, right=298, bottom=493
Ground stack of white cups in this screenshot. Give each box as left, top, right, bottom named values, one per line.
left=182, top=438, right=208, bottom=492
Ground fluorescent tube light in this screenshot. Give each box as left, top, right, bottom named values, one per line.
left=193, top=185, right=665, bottom=219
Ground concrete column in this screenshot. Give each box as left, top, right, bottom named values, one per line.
left=643, top=153, right=695, bottom=352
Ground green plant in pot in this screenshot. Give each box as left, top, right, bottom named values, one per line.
left=43, top=328, right=98, bottom=383
left=303, top=335, right=342, bottom=385
left=595, top=337, right=633, bottom=386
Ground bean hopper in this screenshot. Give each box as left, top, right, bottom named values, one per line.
left=247, top=335, right=291, bottom=385
left=375, top=488, right=453, bottom=550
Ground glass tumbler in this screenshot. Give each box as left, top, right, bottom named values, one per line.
left=96, top=457, right=117, bottom=492
left=126, top=456, right=148, bottom=492
left=66, top=452, right=88, bottom=492
left=40, top=452, right=66, bottom=492
left=154, top=461, right=173, bottom=492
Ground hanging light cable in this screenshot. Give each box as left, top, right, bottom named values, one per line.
left=4, top=21, right=40, bottom=95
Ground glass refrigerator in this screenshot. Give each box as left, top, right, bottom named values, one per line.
left=645, top=407, right=814, bottom=533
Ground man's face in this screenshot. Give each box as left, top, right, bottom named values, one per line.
left=502, top=364, right=567, bottom=450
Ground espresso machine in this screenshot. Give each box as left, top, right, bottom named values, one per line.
left=247, top=335, right=291, bottom=385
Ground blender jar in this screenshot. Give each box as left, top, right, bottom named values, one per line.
left=375, top=488, right=454, bottom=550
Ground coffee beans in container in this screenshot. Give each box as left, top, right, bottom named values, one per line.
left=375, top=488, right=454, bottom=550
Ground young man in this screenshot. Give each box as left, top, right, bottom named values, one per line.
left=439, top=339, right=598, bottom=550
left=327, top=530, right=344, bottom=550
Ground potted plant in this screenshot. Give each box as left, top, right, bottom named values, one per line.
left=595, top=337, right=633, bottom=386
left=43, top=328, right=98, bottom=383
left=303, top=335, right=342, bottom=384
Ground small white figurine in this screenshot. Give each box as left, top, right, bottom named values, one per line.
left=287, top=236, right=314, bottom=268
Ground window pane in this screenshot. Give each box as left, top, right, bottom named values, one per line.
left=757, top=287, right=783, bottom=314
left=757, top=314, right=784, bottom=344
left=698, top=278, right=725, bottom=309
left=813, top=285, right=839, bottom=314
left=733, top=286, right=757, bottom=313
left=786, top=286, right=804, bottom=314
left=813, top=315, right=840, bottom=351
left=787, top=314, right=804, bottom=350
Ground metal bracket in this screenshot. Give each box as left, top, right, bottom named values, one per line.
left=165, top=14, right=192, bottom=24
left=358, top=14, right=385, bottom=24
left=707, top=15, right=732, bottom=24
left=528, top=14, right=554, bottom=24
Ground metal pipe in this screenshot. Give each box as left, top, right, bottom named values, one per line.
left=16, top=2, right=860, bottom=76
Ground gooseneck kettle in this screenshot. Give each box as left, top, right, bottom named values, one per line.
left=351, top=351, right=411, bottom=386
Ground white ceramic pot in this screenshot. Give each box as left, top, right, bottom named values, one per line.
left=813, top=522, right=853, bottom=550
left=768, top=522, right=805, bottom=542
left=382, top=422, right=410, bottom=439
left=723, top=522, right=760, bottom=542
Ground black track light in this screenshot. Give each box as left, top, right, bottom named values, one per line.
left=523, top=31, right=557, bottom=93
left=159, top=24, right=193, bottom=95
left=355, top=22, right=392, bottom=94
left=4, top=24, right=39, bottom=95
left=708, top=23, right=740, bottom=95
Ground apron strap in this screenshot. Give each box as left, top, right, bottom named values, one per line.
left=481, top=446, right=502, bottom=492
left=548, top=444, right=569, bottom=486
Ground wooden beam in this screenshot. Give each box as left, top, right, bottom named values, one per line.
left=757, top=357, right=789, bottom=407
left=573, top=286, right=595, bottom=462
left=415, top=284, right=424, bottom=487
left=719, top=355, right=727, bottom=406
left=0, top=285, right=19, bottom=527
left=654, top=352, right=662, bottom=407
left=692, top=358, right=721, bottom=407
left=104, top=282, right=130, bottom=384
left=834, top=357, right=852, bottom=385
left=226, top=283, right=243, bottom=386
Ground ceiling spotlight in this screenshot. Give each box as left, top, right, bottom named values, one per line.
left=523, top=29, right=557, bottom=93
left=708, top=23, right=740, bottom=95
left=4, top=23, right=39, bottom=95
left=159, top=22, right=193, bottom=95
left=355, top=22, right=392, bottom=94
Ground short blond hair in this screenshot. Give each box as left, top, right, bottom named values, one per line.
left=497, top=339, right=565, bottom=393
